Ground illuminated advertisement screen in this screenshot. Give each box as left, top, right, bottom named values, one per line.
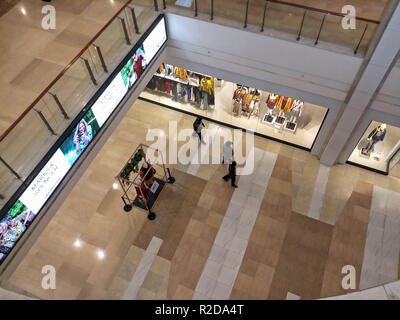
left=0, top=15, right=167, bottom=264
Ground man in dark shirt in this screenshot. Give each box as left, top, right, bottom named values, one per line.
left=222, top=161, right=238, bottom=188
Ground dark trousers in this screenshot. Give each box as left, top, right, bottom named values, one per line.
left=223, top=173, right=236, bottom=186
left=197, top=131, right=202, bottom=142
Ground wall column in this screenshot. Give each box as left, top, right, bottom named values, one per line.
left=320, top=0, right=400, bottom=165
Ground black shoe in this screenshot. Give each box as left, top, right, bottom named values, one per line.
left=233, top=184, right=238, bottom=188
left=223, top=177, right=228, bottom=181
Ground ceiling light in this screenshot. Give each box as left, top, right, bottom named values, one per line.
left=97, top=249, right=105, bottom=260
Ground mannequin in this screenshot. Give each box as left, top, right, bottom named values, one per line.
left=362, top=123, right=387, bottom=155
left=288, top=99, right=304, bottom=123
left=266, top=93, right=279, bottom=115
left=248, top=90, right=261, bottom=118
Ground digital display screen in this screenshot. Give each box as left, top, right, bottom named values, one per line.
left=0, top=16, right=167, bottom=264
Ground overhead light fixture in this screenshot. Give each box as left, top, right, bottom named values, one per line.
left=21, top=7, right=26, bottom=15
left=97, top=249, right=105, bottom=260
left=74, top=239, right=82, bottom=248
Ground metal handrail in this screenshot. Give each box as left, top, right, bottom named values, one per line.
left=268, top=0, right=380, bottom=24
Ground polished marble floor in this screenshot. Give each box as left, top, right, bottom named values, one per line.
left=0, top=0, right=129, bottom=134
left=7, top=99, right=400, bottom=300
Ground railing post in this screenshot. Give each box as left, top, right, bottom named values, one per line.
left=48, top=92, right=69, bottom=119
left=296, top=10, right=307, bottom=41
left=80, top=57, right=97, bottom=86
left=244, top=0, right=249, bottom=28
left=0, top=156, right=22, bottom=180
left=154, top=0, right=159, bottom=12
left=118, top=17, right=131, bottom=46
left=34, top=108, right=56, bottom=135
left=211, top=0, right=214, bottom=21
left=194, top=0, right=198, bottom=17
left=261, top=1, right=267, bottom=32
left=354, top=24, right=368, bottom=55
left=315, top=14, right=326, bottom=45
left=93, top=44, right=108, bottom=73
left=129, top=6, right=140, bottom=34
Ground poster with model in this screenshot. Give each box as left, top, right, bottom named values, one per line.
left=60, top=109, right=100, bottom=165
left=0, top=201, right=36, bottom=263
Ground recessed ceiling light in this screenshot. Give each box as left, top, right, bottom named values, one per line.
left=113, top=182, right=119, bottom=190
left=21, top=7, right=26, bottom=15
left=74, top=239, right=82, bottom=248
left=97, top=249, right=105, bottom=260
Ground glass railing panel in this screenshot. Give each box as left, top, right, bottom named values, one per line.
left=214, top=0, right=247, bottom=25
left=0, top=161, right=23, bottom=209
left=300, top=9, right=324, bottom=43
left=93, top=16, right=129, bottom=72
left=197, top=0, right=211, bottom=16
left=264, top=1, right=305, bottom=39
left=318, top=14, right=377, bottom=55
left=0, top=107, right=57, bottom=181
left=48, top=52, right=96, bottom=123
left=357, top=20, right=379, bottom=55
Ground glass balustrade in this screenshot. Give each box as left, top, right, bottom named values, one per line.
left=165, top=0, right=380, bottom=55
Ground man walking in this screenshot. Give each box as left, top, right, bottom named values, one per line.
left=193, top=117, right=206, bottom=144
left=223, top=161, right=238, bottom=188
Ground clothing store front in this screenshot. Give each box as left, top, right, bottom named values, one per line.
left=140, top=63, right=329, bottom=150
left=347, top=121, right=400, bottom=175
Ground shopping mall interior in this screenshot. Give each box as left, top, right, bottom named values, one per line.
left=0, top=0, right=400, bottom=301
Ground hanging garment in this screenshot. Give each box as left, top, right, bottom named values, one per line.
left=174, top=67, right=189, bottom=80
left=173, top=82, right=179, bottom=100
left=188, top=74, right=200, bottom=86
left=157, top=63, right=165, bottom=74
left=233, top=99, right=241, bottom=116
left=202, top=91, right=209, bottom=110
left=233, top=87, right=242, bottom=100
left=165, top=64, right=174, bottom=76
left=179, top=83, right=187, bottom=99
left=283, top=98, right=294, bottom=113
left=199, top=77, right=208, bottom=93
left=156, top=77, right=163, bottom=91
left=187, top=84, right=192, bottom=101
left=146, top=76, right=157, bottom=90
left=165, top=80, right=171, bottom=94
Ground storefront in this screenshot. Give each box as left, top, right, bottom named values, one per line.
left=347, top=121, right=400, bottom=175
left=140, top=63, right=329, bottom=150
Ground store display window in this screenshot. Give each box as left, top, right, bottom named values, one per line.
left=141, top=63, right=329, bottom=150
left=348, top=121, right=400, bottom=174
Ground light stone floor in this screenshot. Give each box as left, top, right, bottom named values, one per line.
left=6, top=99, right=400, bottom=300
